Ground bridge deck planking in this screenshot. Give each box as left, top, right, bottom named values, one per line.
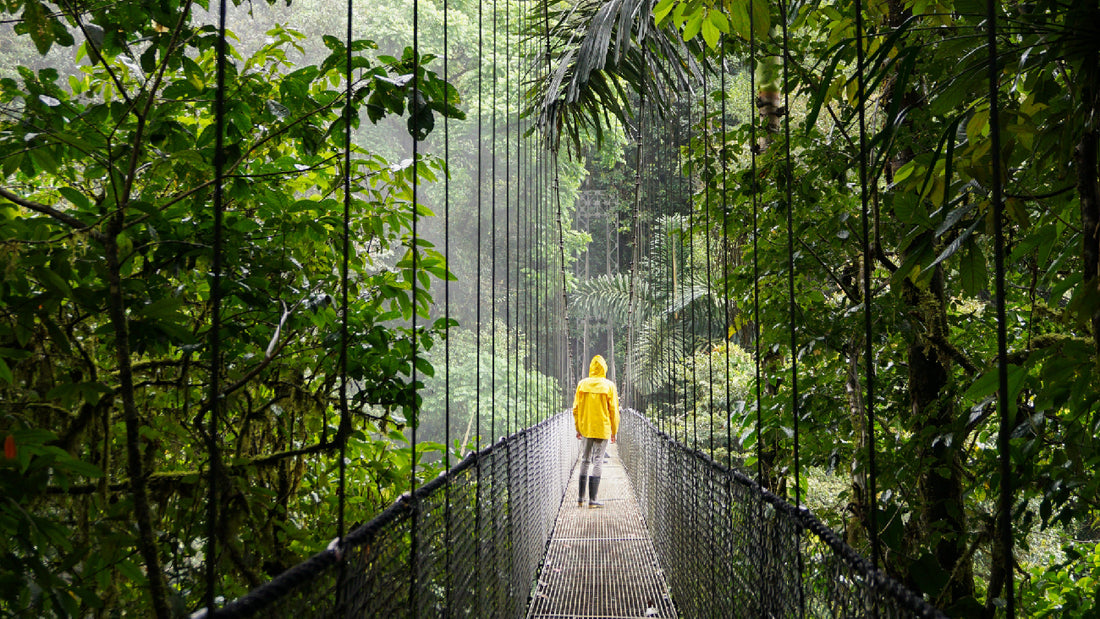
left=527, top=444, right=677, bottom=619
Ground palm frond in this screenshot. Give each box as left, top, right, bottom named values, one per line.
left=527, top=0, right=704, bottom=152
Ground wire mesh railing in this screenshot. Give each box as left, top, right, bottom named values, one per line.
left=619, top=409, right=948, bottom=619
left=202, top=411, right=579, bottom=618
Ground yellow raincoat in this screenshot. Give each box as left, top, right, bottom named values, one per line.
left=572, top=355, right=620, bottom=440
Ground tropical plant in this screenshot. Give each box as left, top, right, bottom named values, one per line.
left=533, top=0, right=1100, bottom=613
left=571, top=215, right=726, bottom=397
left=0, top=1, right=462, bottom=615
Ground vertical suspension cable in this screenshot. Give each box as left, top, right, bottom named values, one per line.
left=986, top=0, right=1014, bottom=614
left=719, top=45, right=735, bottom=600
left=853, top=0, right=880, bottom=577
left=489, top=0, right=497, bottom=445
left=688, top=95, right=698, bottom=455
left=701, top=61, right=719, bottom=607
left=720, top=45, right=732, bottom=467
left=748, top=9, right=766, bottom=617
left=441, top=0, right=453, bottom=605
left=336, top=0, right=353, bottom=550
left=627, top=87, right=645, bottom=412
left=503, top=0, right=512, bottom=437
left=474, top=0, right=485, bottom=603
left=678, top=96, right=689, bottom=447
left=522, top=86, right=530, bottom=429
left=477, top=0, right=485, bottom=451
left=408, top=0, right=421, bottom=608
left=749, top=0, right=763, bottom=492
left=204, top=0, right=229, bottom=612
left=703, top=67, right=715, bottom=462
left=333, top=1, right=354, bottom=609
left=514, top=5, right=524, bottom=436
left=668, top=99, right=677, bottom=437
left=779, top=0, right=806, bottom=613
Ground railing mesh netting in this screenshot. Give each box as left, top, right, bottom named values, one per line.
left=618, top=409, right=947, bottom=619
left=204, top=411, right=579, bottom=618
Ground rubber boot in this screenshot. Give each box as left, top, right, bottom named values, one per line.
left=587, top=476, right=603, bottom=508
left=577, top=475, right=587, bottom=507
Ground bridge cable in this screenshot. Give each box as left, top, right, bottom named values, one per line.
left=719, top=37, right=737, bottom=615
left=333, top=0, right=355, bottom=608
left=336, top=0, right=353, bottom=549
left=779, top=0, right=807, bottom=613
left=475, top=0, right=485, bottom=599
left=205, top=0, right=229, bottom=612
left=678, top=95, right=689, bottom=449
left=985, top=0, right=1015, bottom=614
left=747, top=7, right=766, bottom=615
left=627, top=85, right=645, bottom=412
left=408, top=0, right=422, bottom=607
left=442, top=0, right=454, bottom=606
left=853, top=0, right=882, bottom=588
left=701, top=61, right=718, bottom=606
left=703, top=63, right=715, bottom=464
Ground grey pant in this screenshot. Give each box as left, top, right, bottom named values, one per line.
left=578, top=438, right=608, bottom=478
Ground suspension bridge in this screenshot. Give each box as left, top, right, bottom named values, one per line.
left=203, top=409, right=944, bottom=618
left=4, top=0, right=1087, bottom=614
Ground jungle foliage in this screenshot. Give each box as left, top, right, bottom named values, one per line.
left=0, top=0, right=465, bottom=615
left=535, top=0, right=1100, bottom=614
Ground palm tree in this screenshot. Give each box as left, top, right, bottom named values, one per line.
left=570, top=215, right=726, bottom=398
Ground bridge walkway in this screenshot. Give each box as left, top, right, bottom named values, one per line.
left=527, top=444, right=677, bottom=618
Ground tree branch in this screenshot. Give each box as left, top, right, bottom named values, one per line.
left=0, top=187, right=103, bottom=238
left=46, top=441, right=341, bottom=495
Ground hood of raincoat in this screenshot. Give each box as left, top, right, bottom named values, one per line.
left=588, top=355, right=608, bottom=379
left=574, top=355, right=619, bottom=439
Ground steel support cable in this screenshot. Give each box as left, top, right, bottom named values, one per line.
left=205, top=0, right=230, bottom=612
left=985, top=0, right=1015, bottom=614
left=441, top=0, right=454, bottom=606
left=720, top=44, right=732, bottom=470
left=719, top=39, right=737, bottom=617
left=627, top=86, right=645, bottom=411
left=747, top=8, right=766, bottom=616
left=678, top=96, right=689, bottom=449
left=555, top=149, right=573, bottom=394
left=701, top=64, right=719, bottom=606
left=408, top=0, right=421, bottom=608
left=685, top=89, right=702, bottom=614
left=748, top=0, right=762, bottom=492
left=334, top=0, right=354, bottom=608
left=489, top=0, right=497, bottom=447
left=779, top=1, right=806, bottom=614
left=503, top=0, right=513, bottom=439
left=475, top=0, right=486, bottom=602
left=668, top=93, right=683, bottom=440
left=853, top=0, right=881, bottom=586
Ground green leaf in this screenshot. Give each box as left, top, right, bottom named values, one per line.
left=682, top=10, right=704, bottom=42
left=729, top=0, right=751, bottom=40
left=654, top=0, right=676, bottom=25
left=701, top=15, right=720, bottom=49
left=750, top=0, right=771, bottom=38
left=22, top=0, right=57, bottom=55
left=958, top=241, right=986, bottom=297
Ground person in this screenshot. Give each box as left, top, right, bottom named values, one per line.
left=572, top=354, right=619, bottom=508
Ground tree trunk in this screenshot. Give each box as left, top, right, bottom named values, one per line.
left=904, top=271, right=974, bottom=607
left=1077, top=126, right=1099, bottom=358
left=845, top=341, right=869, bottom=549
left=1072, top=0, right=1100, bottom=360
left=104, top=224, right=172, bottom=619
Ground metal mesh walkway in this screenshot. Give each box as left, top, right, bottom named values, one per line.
left=527, top=444, right=677, bottom=619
